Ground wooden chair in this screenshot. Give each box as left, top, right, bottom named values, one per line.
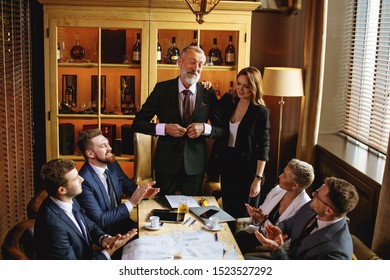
left=133, top=132, right=157, bottom=185
left=1, top=219, right=36, bottom=260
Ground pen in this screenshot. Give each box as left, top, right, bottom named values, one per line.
left=189, top=219, right=197, bottom=227
left=215, top=232, right=218, bottom=242
left=183, top=217, right=191, bottom=225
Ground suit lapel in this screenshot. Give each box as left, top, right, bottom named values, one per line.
left=86, top=162, right=111, bottom=208
left=191, top=83, right=204, bottom=121
left=47, top=198, right=89, bottom=244
left=170, top=78, right=183, bottom=123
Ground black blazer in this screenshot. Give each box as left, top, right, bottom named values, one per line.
left=133, top=77, right=225, bottom=175
left=34, top=198, right=107, bottom=260
left=208, top=93, right=270, bottom=176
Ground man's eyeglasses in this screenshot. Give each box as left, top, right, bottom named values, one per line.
left=313, top=188, right=336, bottom=212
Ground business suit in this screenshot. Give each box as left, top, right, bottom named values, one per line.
left=133, top=77, right=224, bottom=195
left=271, top=201, right=353, bottom=260
left=76, top=161, right=137, bottom=235
left=34, top=197, right=107, bottom=260
left=235, top=185, right=310, bottom=254
left=210, top=92, right=270, bottom=218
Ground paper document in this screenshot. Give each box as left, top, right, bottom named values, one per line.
left=122, top=230, right=238, bottom=260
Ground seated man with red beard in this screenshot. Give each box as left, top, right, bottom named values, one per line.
left=76, top=129, right=159, bottom=238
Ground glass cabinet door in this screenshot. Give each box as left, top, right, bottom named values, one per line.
left=53, top=22, right=148, bottom=174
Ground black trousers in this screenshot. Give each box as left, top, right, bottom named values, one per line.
left=155, top=161, right=204, bottom=195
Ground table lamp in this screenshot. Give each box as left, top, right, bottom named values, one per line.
left=263, top=67, right=304, bottom=181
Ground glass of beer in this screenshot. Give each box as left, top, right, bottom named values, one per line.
left=178, top=197, right=189, bottom=213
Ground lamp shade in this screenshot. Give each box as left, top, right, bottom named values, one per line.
left=263, top=67, right=304, bottom=97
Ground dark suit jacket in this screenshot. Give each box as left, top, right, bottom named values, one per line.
left=272, top=201, right=353, bottom=260
left=133, top=77, right=224, bottom=175
left=34, top=197, right=107, bottom=260
left=207, top=93, right=270, bottom=178
left=76, top=161, right=137, bottom=234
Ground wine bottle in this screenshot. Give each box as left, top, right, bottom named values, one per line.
left=165, top=36, right=180, bottom=64
left=121, top=78, right=135, bottom=114
left=190, top=31, right=203, bottom=49
left=65, top=76, right=75, bottom=105
left=157, top=34, right=162, bottom=64
left=225, top=35, right=236, bottom=65
left=133, top=33, right=141, bottom=64
left=208, top=38, right=223, bottom=65
left=70, top=36, right=85, bottom=60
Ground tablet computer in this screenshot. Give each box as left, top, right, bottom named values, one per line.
left=150, top=209, right=185, bottom=223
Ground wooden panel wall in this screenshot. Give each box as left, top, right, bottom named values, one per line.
left=315, top=144, right=381, bottom=246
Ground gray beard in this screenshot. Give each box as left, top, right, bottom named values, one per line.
left=183, top=73, right=199, bottom=85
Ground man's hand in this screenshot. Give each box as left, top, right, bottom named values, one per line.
left=165, top=123, right=187, bottom=137
left=103, top=229, right=137, bottom=256
left=129, top=184, right=153, bottom=206
left=142, top=181, right=160, bottom=198
left=245, top=203, right=268, bottom=224
left=254, top=230, right=284, bottom=251
left=186, top=123, right=204, bottom=138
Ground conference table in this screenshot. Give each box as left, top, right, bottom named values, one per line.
left=132, top=195, right=244, bottom=260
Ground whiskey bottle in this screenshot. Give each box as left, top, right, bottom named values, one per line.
left=190, top=31, right=203, bottom=49
left=225, top=35, right=236, bottom=65
left=157, top=34, right=162, bottom=64
left=70, top=36, right=85, bottom=60
left=65, top=76, right=76, bottom=106
left=132, top=33, right=141, bottom=64
left=165, top=36, right=180, bottom=64
left=121, top=77, right=135, bottom=114
left=208, top=38, right=223, bottom=65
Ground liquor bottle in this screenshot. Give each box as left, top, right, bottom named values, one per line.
left=121, top=78, right=135, bottom=114
left=208, top=38, right=223, bottom=65
left=57, top=43, right=61, bottom=63
left=65, top=76, right=76, bottom=106
left=190, top=31, right=203, bottom=49
left=225, top=35, right=236, bottom=65
left=165, top=36, right=180, bottom=64
left=132, top=33, right=141, bottom=64
left=157, top=34, right=162, bottom=64
left=70, top=35, right=85, bottom=60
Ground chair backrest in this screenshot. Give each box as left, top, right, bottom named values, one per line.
left=1, top=219, right=35, bottom=260
left=26, top=189, right=48, bottom=219
left=133, top=132, right=157, bottom=185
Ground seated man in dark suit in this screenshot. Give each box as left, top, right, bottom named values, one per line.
left=34, top=158, right=136, bottom=259
left=76, top=129, right=159, bottom=236
left=252, top=176, right=359, bottom=260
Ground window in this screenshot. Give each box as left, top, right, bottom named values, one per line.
left=344, top=0, right=390, bottom=155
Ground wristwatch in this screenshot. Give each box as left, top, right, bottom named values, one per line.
left=99, top=234, right=111, bottom=246
left=255, top=174, right=263, bottom=181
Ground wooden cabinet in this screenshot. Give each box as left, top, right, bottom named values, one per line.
left=39, top=0, right=259, bottom=177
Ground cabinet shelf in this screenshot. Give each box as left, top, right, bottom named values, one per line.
left=58, top=62, right=98, bottom=68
